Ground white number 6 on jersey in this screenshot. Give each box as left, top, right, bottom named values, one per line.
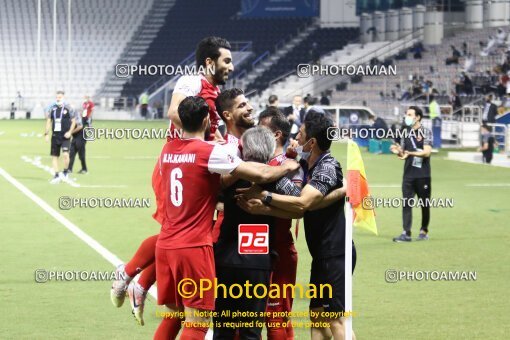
left=170, top=168, right=183, bottom=206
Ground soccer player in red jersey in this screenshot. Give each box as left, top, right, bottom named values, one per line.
left=153, top=96, right=299, bottom=340
left=110, top=37, right=234, bottom=325
left=258, top=107, right=302, bottom=339
left=167, top=36, right=234, bottom=142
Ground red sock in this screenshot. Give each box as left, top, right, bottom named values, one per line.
left=153, top=317, right=181, bottom=340
left=138, top=263, right=156, bottom=291
left=180, top=326, right=207, bottom=340
left=267, top=317, right=288, bottom=340
left=125, top=234, right=158, bottom=277
left=286, top=321, right=294, bottom=340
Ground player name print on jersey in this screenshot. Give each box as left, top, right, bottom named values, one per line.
left=162, top=153, right=196, bottom=164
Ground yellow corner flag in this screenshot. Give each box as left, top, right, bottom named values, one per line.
left=346, top=140, right=378, bottom=235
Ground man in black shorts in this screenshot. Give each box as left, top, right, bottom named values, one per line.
left=390, top=106, right=433, bottom=242
left=68, top=107, right=89, bottom=174
left=44, top=90, right=76, bottom=184
left=237, top=113, right=354, bottom=339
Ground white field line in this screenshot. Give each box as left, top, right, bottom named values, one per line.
left=21, top=156, right=127, bottom=188
left=0, top=167, right=157, bottom=300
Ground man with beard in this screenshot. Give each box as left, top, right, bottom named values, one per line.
left=167, top=36, right=234, bottom=142
left=215, top=88, right=254, bottom=154
left=110, top=36, right=235, bottom=327
left=211, top=88, right=256, bottom=242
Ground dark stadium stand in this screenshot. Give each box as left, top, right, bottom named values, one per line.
left=245, top=27, right=358, bottom=94
left=120, top=0, right=312, bottom=98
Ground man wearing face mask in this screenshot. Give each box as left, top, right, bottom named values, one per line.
left=44, top=90, right=76, bottom=184
left=236, top=112, right=355, bottom=340
left=390, top=106, right=433, bottom=242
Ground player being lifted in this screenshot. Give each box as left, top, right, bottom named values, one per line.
left=153, top=96, right=299, bottom=339
left=110, top=37, right=234, bottom=325
left=167, top=36, right=233, bottom=141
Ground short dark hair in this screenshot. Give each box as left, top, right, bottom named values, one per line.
left=178, top=96, right=209, bottom=132
left=408, top=106, right=423, bottom=120
left=215, top=88, right=244, bottom=121
left=304, top=96, right=316, bottom=105
left=304, top=113, right=334, bottom=151
left=56, top=90, right=65, bottom=95
left=258, top=107, right=291, bottom=145
left=304, top=109, right=324, bottom=122
left=268, top=95, right=278, bottom=105
left=195, top=36, right=231, bottom=67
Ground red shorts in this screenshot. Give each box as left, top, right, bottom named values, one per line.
left=267, top=244, right=298, bottom=314
left=155, top=245, right=215, bottom=310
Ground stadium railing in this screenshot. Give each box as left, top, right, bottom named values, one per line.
left=274, top=28, right=424, bottom=102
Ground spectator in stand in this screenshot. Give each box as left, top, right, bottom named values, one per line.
left=397, top=84, right=412, bottom=101
left=481, top=70, right=497, bottom=95
left=461, top=41, right=468, bottom=57
left=500, top=55, right=510, bottom=74
left=464, top=53, right=476, bottom=73
left=495, top=70, right=508, bottom=97
left=480, top=36, right=496, bottom=57
left=446, top=45, right=461, bottom=65
left=425, top=81, right=439, bottom=96
left=412, top=79, right=423, bottom=97
left=496, top=28, right=507, bottom=47
left=268, top=94, right=279, bottom=108
left=320, top=92, right=330, bottom=106
left=456, top=72, right=474, bottom=95
left=412, top=42, right=423, bottom=59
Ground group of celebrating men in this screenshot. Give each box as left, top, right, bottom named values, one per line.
left=110, top=36, right=356, bottom=340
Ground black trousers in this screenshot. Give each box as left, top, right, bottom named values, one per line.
left=213, top=266, right=270, bottom=340
left=69, top=137, right=87, bottom=171
left=482, top=152, right=493, bottom=164
left=402, top=177, right=431, bottom=234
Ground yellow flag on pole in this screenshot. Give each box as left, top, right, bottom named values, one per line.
left=346, top=140, right=378, bottom=235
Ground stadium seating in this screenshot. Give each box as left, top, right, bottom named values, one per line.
left=0, top=0, right=156, bottom=109
left=120, top=0, right=312, bottom=98
left=330, top=27, right=504, bottom=118
left=245, top=27, right=358, bottom=95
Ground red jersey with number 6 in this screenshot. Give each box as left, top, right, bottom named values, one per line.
left=155, top=138, right=242, bottom=250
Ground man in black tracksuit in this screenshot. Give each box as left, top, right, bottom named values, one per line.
left=391, top=106, right=433, bottom=242
left=68, top=111, right=89, bottom=174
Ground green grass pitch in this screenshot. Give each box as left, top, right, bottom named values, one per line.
left=0, top=119, right=509, bottom=339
